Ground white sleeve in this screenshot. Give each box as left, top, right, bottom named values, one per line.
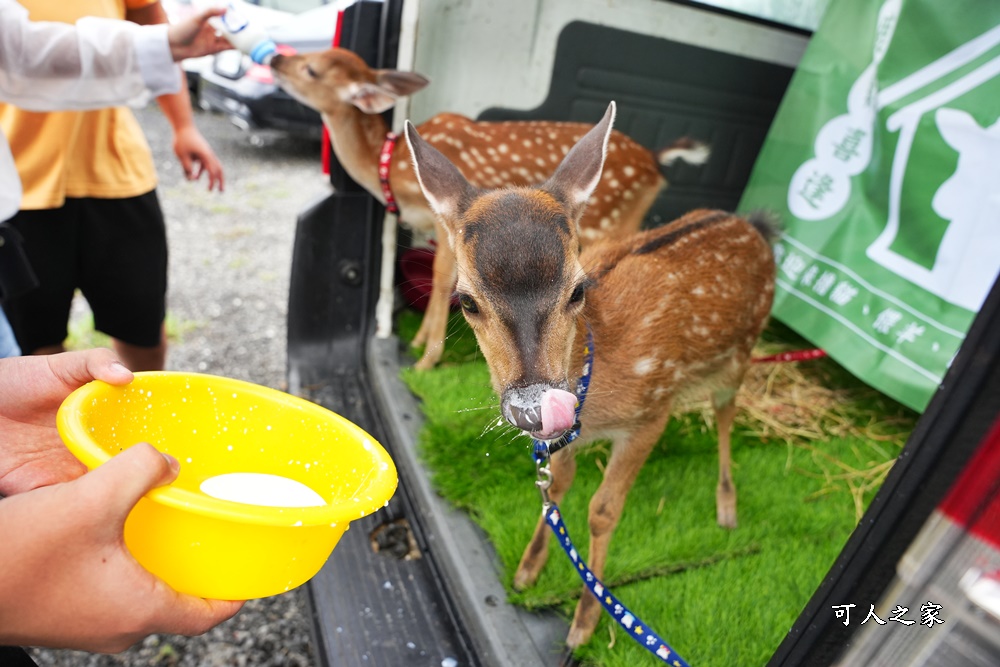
left=0, top=0, right=181, bottom=111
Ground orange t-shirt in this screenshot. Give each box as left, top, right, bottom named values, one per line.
left=0, top=0, right=161, bottom=209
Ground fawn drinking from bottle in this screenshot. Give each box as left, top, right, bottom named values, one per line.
left=405, top=101, right=777, bottom=647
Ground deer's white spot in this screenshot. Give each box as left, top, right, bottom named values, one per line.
left=600, top=217, right=612, bottom=229
left=511, top=154, right=521, bottom=163
left=641, top=313, right=657, bottom=328
left=498, top=143, right=509, bottom=154
left=623, top=165, right=636, bottom=177
left=691, top=286, right=706, bottom=296
left=634, top=357, right=657, bottom=375
left=523, top=139, right=533, bottom=148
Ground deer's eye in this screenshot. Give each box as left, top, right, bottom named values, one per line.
left=458, top=293, right=479, bottom=314
left=305, top=64, right=318, bottom=78
left=568, top=283, right=586, bottom=306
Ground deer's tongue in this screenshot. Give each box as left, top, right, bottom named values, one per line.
left=539, top=389, right=577, bottom=439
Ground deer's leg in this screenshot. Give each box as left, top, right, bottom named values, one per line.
left=567, top=421, right=663, bottom=649
left=413, top=229, right=457, bottom=370
left=514, top=448, right=578, bottom=590
left=712, top=388, right=739, bottom=529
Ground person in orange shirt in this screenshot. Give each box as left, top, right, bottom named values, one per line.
left=0, top=7, right=242, bottom=661
left=0, top=0, right=226, bottom=371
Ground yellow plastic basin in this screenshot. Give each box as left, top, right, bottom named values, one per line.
left=57, top=371, right=397, bottom=600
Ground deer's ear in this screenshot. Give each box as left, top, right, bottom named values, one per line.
left=374, top=69, right=430, bottom=97
left=544, top=101, right=616, bottom=222
left=405, top=120, right=476, bottom=243
left=344, top=82, right=398, bottom=114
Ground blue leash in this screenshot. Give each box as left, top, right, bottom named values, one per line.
left=531, top=326, right=692, bottom=667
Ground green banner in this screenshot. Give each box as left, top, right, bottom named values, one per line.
left=739, top=0, right=1000, bottom=412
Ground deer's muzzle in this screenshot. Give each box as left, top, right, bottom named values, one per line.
left=503, top=384, right=577, bottom=441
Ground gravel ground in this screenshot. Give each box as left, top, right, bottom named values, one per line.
left=29, top=104, right=331, bottom=667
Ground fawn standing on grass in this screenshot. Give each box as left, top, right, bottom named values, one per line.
left=268, top=48, right=708, bottom=369
left=405, top=102, right=777, bottom=648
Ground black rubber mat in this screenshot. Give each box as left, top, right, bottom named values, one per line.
left=478, top=20, right=795, bottom=225
left=297, top=373, right=478, bottom=667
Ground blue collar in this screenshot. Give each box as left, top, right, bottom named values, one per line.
left=533, top=324, right=594, bottom=463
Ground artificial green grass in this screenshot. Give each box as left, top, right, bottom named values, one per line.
left=398, top=310, right=917, bottom=667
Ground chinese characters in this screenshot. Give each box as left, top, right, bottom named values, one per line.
left=832, top=602, right=945, bottom=627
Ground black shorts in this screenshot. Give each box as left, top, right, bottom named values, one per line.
left=2, top=191, right=168, bottom=351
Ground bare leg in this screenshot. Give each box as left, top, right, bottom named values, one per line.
left=567, top=420, right=663, bottom=648
left=413, top=222, right=456, bottom=370
left=112, top=324, right=167, bottom=371
left=712, top=388, right=738, bottom=529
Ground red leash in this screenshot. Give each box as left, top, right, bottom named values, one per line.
left=752, top=348, right=827, bottom=364
left=379, top=132, right=400, bottom=215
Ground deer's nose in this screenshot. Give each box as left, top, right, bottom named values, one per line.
left=508, top=404, right=543, bottom=433
left=503, top=383, right=549, bottom=434
left=503, top=384, right=576, bottom=440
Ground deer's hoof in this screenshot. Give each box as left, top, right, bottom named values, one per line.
left=413, top=356, right=436, bottom=371
left=512, top=567, right=538, bottom=592
left=565, top=623, right=594, bottom=650
left=717, top=504, right=738, bottom=529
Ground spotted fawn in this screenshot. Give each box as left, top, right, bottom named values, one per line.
left=406, top=101, right=776, bottom=648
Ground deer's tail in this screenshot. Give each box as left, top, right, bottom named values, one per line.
left=656, top=137, right=711, bottom=167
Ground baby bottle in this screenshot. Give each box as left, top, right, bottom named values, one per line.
left=196, top=0, right=278, bottom=64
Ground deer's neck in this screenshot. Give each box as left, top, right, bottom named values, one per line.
left=572, top=314, right=596, bottom=388
left=321, top=106, right=388, bottom=199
